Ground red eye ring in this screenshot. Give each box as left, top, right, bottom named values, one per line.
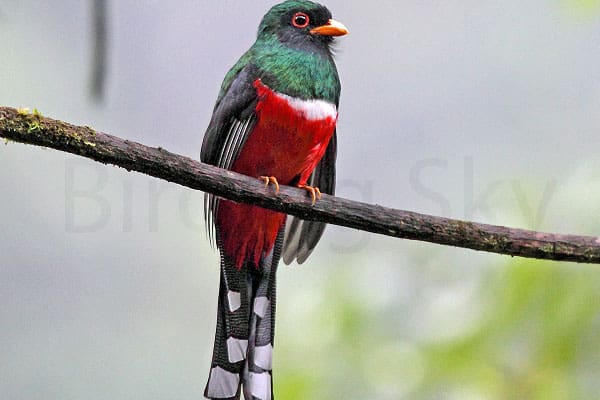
left=292, top=12, right=310, bottom=29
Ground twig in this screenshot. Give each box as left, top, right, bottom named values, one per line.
left=1, top=106, right=600, bottom=263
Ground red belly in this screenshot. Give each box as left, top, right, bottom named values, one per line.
left=217, top=80, right=337, bottom=268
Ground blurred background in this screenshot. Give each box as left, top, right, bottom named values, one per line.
left=2, top=1, right=600, bottom=399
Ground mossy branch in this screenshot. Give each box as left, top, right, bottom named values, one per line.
left=2, top=106, right=600, bottom=264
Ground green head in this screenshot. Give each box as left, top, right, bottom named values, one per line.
left=217, top=1, right=348, bottom=104
left=252, top=0, right=348, bottom=103
left=258, top=0, right=348, bottom=49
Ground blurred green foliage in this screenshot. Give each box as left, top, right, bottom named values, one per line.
left=277, top=258, right=600, bottom=399
left=563, top=0, right=600, bottom=15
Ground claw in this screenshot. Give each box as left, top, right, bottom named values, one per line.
left=298, top=185, right=322, bottom=205
left=259, top=176, right=280, bottom=193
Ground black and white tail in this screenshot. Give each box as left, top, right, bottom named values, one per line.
left=204, top=233, right=282, bottom=400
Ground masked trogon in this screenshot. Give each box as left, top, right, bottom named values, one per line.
left=200, top=1, right=347, bottom=399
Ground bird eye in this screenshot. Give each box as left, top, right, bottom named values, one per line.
left=292, top=12, right=310, bottom=29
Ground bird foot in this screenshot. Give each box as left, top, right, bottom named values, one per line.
left=298, top=184, right=322, bottom=205
left=259, top=176, right=280, bottom=193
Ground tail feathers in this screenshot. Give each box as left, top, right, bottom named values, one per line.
left=204, top=253, right=249, bottom=400
left=205, top=233, right=282, bottom=400
left=243, top=244, right=277, bottom=400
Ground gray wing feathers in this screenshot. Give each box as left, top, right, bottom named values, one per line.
left=282, top=131, right=337, bottom=264
left=204, top=115, right=256, bottom=247
left=201, top=64, right=259, bottom=247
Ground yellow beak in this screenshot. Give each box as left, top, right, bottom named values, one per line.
left=310, top=19, right=349, bottom=37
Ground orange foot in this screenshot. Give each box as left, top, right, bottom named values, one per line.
left=298, top=184, right=322, bottom=205
left=259, top=176, right=280, bottom=193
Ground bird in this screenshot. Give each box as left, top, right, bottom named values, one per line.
left=200, top=1, right=347, bottom=399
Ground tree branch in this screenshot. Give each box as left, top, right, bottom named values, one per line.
left=2, top=106, right=600, bottom=263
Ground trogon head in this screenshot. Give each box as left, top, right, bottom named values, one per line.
left=258, top=0, right=348, bottom=52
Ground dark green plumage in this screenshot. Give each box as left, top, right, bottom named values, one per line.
left=217, top=0, right=341, bottom=105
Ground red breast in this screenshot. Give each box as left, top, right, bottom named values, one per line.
left=217, top=79, right=337, bottom=268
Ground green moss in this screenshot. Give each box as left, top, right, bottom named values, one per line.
left=481, top=234, right=510, bottom=251
left=84, top=125, right=96, bottom=135
left=2, top=108, right=96, bottom=151
left=582, top=247, right=599, bottom=261
left=14, top=107, right=45, bottom=134
left=539, top=243, right=555, bottom=255
left=27, top=120, right=42, bottom=133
